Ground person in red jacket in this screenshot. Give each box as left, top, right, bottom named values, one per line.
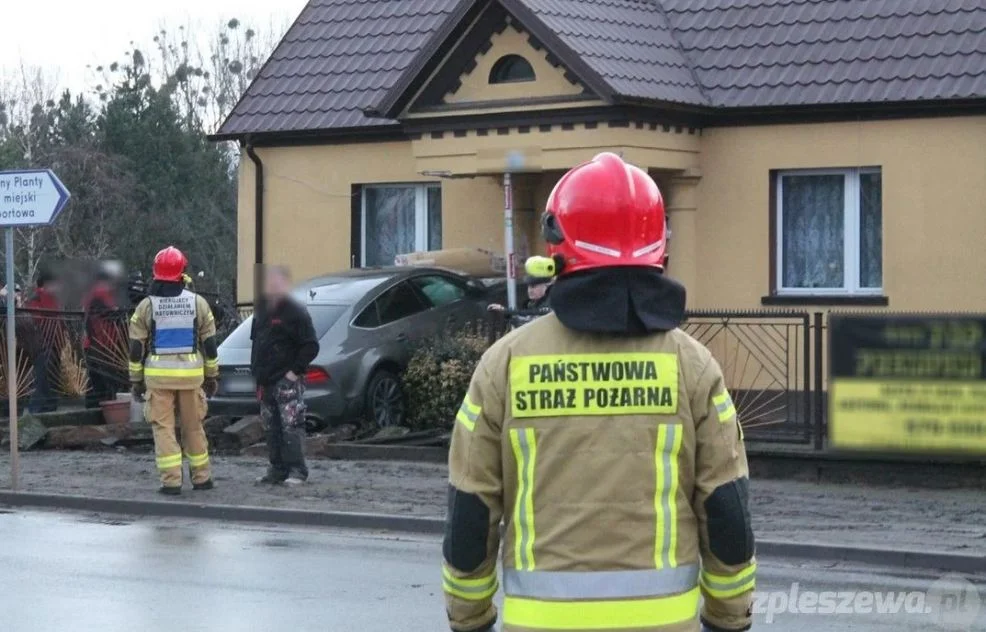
left=83, top=264, right=125, bottom=408
left=24, top=267, right=61, bottom=413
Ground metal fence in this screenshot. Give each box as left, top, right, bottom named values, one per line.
left=0, top=301, right=243, bottom=413
left=488, top=309, right=826, bottom=447
left=3, top=303, right=830, bottom=448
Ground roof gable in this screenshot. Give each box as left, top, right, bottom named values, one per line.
left=375, top=0, right=707, bottom=119
left=428, top=22, right=589, bottom=109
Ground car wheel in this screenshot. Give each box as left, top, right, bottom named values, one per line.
left=364, top=369, right=406, bottom=429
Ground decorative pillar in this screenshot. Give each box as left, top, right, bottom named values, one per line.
left=665, top=169, right=702, bottom=304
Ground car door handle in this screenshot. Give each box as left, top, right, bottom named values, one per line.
left=396, top=333, right=408, bottom=342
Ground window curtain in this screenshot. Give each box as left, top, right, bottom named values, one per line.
left=364, top=187, right=416, bottom=266
left=427, top=187, right=442, bottom=251
left=781, top=175, right=845, bottom=289
left=859, top=173, right=882, bottom=289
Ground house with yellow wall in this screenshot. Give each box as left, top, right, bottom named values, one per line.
left=212, top=0, right=986, bottom=312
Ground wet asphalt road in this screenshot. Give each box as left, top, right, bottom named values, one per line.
left=0, top=510, right=983, bottom=632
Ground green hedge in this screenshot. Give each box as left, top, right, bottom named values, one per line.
left=403, top=328, right=490, bottom=430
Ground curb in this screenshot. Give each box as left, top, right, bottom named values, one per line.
left=755, top=541, right=985, bottom=575
left=2, top=491, right=982, bottom=573
left=0, top=492, right=443, bottom=534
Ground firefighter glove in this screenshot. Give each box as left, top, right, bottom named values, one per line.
left=131, top=381, right=146, bottom=399
left=202, top=377, right=219, bottom=398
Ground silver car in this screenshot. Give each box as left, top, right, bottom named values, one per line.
left=210, top=267, right=491, bottom=429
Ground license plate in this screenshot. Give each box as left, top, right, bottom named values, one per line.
left=223, top=375, right=255, bottom=394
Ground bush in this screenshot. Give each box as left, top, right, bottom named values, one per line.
left=403, top=328, right=490, bottom=430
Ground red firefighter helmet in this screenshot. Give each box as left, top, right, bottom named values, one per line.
left=152, top=246, right=187, bottom=282
left=542, top=152, right=666, bottom=275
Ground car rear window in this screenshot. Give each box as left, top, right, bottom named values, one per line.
left=222, top=305, right=346, bottom=348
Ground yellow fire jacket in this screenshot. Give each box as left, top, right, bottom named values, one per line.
left=443, top=313, right=755, bottom=632
left=128, top=293, right=218, bottom=390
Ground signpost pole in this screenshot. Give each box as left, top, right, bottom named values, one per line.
left=6, top=227, right=17, bottom=490
left=504, top=172, right=517, bottom=311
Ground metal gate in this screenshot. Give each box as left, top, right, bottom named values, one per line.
left=683, top=311, right=813, bottom=444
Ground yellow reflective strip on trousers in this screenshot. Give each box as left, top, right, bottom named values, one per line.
left=185, top=452, right=210, bottom=468
left=503, top=586, right=700, bottom=630
left=510, top=427, right=537, bottom=571
left=156, top=454, right=183, bottom=470
left=510, top=353, right=678, bottom=418
left=654, top=424, right=682, bottom=569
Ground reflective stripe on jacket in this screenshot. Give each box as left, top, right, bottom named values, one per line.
left=443, top=314, right=755, bottom=632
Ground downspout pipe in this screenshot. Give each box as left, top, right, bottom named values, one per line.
left=245, top=139, right=264, bottom=305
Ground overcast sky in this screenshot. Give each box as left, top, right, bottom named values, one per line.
left=0, top=0, right=308, bottom=93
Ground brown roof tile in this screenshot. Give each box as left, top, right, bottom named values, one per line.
left=517, top=0, right=708, bottom=105
left=216, top=0, right=462, bottom=138
left=662, top=0, right=986, bottom=107
left=216, top=0, right=986, bottom=138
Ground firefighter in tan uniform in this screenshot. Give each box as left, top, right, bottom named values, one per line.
left=129, top=246, right=220, bottom=495
left=443, top=153, right=756, bottom=632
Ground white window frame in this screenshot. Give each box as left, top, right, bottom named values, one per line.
left=360, top=183, right=441, bottom=267
left=775, top=167, right=882, bottom=296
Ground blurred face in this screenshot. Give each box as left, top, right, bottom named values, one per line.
left=264, top=267, right=291, bottom=300
left=528, top=282, right=548, bottom=301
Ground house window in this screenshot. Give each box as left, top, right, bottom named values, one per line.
left=776, top=168, right=882, bottom=295
left=361, top=184, right=442, bottom=267
left=489, top=54, right=536, bottom=84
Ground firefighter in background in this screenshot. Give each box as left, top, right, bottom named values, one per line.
left=443, top=153, right=755, bottom=632
left=25, top=266, right=62, bottom=413
left=82, top=262, right=125, bottom=408
left=128, top=247, right=220, bottom=495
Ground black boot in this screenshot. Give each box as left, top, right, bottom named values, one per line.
left=256, top=470, right=286, bottom=485
left=158, top=486, right=182, bottom=496
left=193, top=479, right=215, bottom=491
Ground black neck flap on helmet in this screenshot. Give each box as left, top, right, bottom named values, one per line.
left=549, top=267, right=686, bottom=335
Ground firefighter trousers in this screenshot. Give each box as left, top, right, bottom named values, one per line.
left=146, top=388, right=210, bottom=487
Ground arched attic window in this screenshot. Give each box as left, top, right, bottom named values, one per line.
left=489, top=54, right=536, bottom=84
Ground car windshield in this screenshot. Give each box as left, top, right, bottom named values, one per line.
left=222, top=304, right=347, bottom=348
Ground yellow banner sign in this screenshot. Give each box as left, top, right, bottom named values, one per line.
left=829, top=315, right=986, bottom=454
left=831, top=380, right=986, bottom=452
left=509, top=353, right=678, bottom=418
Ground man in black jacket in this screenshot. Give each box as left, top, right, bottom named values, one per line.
left=251, top=266, right=319, bottom=485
